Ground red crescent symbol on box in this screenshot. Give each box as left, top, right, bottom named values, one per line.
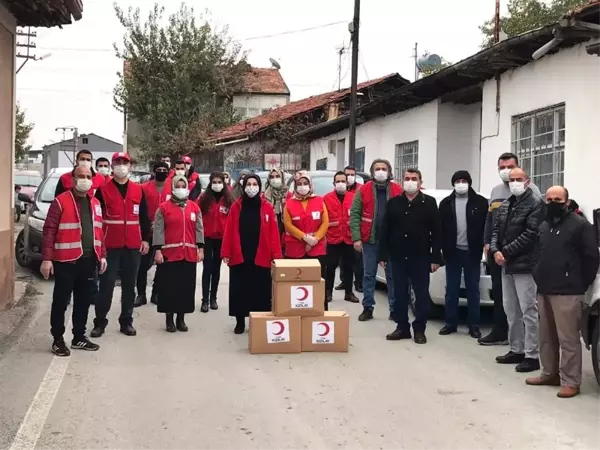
left=317, top=322, right=330, bottom=336
left=296, top=287, right=309, bottom=301
left=272, top=321, right=285, bottom=335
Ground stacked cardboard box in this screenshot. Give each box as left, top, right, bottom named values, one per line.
left=249, top=259, right=350, bottom=354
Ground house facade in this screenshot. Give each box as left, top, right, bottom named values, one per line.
left=233, top=67, right=290, bottom=119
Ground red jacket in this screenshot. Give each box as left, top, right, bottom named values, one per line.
left=188, top=172, right=199, bottom=192
left=59, top=171, right=105, bottom=196
left=42, top=191, right=107, bottom=261
left=198, top=194, right=229, bottom=239
left=142, top=181, right=172, bottom=224
left=159, top=200, right=200, bottom=263
left=324, top=190, right=355, bottom=245
left=284, top=196, right=327, bottom=258
left=99, top=180, right=143, bottom=249
left=359, top=181, right=402, bottom=242
left=221, top=198, right=282, bottom=268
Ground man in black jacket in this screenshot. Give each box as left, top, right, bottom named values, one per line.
left=379, top=168, right=443, bottom=344
left=490, top=168, right=545, bottom=372
left=439, top=170, right=488, bottom=338
left=526, top=186, right=599, bottom=398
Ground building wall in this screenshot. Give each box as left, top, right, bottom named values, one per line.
left=233, top=94, right=290, bottom=118
left=480, top=42, right=600, bottom=214
left=46, top=135, right=122, bottom=170
left=0, top=2, right=15, bottom=311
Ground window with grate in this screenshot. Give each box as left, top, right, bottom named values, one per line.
left=355, top=147, right=365, bottom=172
left=394, top=141, right=419, bottom=179
left=82, top=137, right=88, bottom=144
left=511, top=104, right=565, bottom=194
left=316, top=158, right=328, bottom=170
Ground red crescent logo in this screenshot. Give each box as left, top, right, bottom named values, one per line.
left=296, top=287, right=309, bottom=301
left=272, top=321, right=285, bottom=336
left=317, top=322, right=330, bottom=336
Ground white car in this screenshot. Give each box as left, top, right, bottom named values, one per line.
left=376, top=189, right=493, bottom=312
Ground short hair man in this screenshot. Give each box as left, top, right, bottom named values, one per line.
left=55, top=150, right=105, bottom=197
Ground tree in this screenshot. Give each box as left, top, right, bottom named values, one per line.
left=113, top=3, right=249, bottom=162
left=479, top=0, right=589, bottom=48
left=15, top=103, right=34, bottom=162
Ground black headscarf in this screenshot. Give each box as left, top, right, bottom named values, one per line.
left=239, top=174, right=262, bottom=263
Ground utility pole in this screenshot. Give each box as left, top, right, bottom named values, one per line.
left=494, top=0, right=501, bottom=43
left=348, top=0, right=360, bottom=167
left=413, top=42, right=419, bottom=81
left=55, top=126, right=79, bottom=166
left=16, top=27, right=36, bottom=73
left=336, top=45, right=346, bottom=91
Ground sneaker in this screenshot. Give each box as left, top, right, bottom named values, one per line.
left=478, top=331, right=508, bottom=346
left=133, top=294, right=147, bottom=307
left=200, top=301, right=209, bottom=313
left=439, top=326, right=457, bottom=336
left=120, top=324, right=137, bottom=336
left=557, top=386, right=580, bottom=398
left=71, top=337, right=100, bottom=351
left=525, top=375, right=561, bottom=386
left=90, top=325, right=105, bottom=338
left=344, top=293, right=360, bottom=303
left=51, top=339, right=71, bottom=357
left=358, top=308, right=373, bottom=322
left=516, top=358, right=540, bottom=373
left=386, top=327, right=412, bottom=341
left=210, top=299, right=218, bottom=310
left=496, top=351, right=525, bottom=364
left=334, top=282, right=346, bottom=291
left=414, top=331, right=427, bottom=344
left=469, top=327, right=482, bottom=339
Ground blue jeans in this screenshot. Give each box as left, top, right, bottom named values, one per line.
left=392, top=258, right=430, bottom=333
left=362, top=242, right=395, bottom=312
left=444, top=249, right=481, bottom=329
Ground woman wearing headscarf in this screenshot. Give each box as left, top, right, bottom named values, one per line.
left=153, top=175, right=204, bottom=332
left=232, top=169, right=251, bottom=200
left=221, top=174, right=282, bottom=334
left=264, top=167, right=292, bottom=233
left=223, top=172, right=233, bottom=190
left=198, top=172, right=233, bottom=312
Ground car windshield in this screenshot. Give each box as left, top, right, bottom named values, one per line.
left=15, top=174, right=42, bottom=187
left=290, top=174, right=365, bottom=196
left=38, top=174, right=62, bottom=203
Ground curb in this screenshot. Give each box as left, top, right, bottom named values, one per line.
left=0, top=279, right=41, bottom=358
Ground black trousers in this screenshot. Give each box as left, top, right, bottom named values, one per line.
left=392, top=258, right=431, bottom=333
left=50, top=257, right=97, bottom=340
left=95, top=248, right=141, bottom=328
left=136, top=238, right=155, bottom=298
left=287, top=254, right=327, bottom=311
left=202, top=238, right=223, bottom=301
left=339, top=250, right=363, bottom=288
left=325, top=243, right=354, bottom=295
left=487, top=252, right=508, bottom=336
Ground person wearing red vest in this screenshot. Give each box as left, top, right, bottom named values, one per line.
left=41, top=165, right=107, bottom=357
left=181, top=155, right=199, bottom=192
left=222, top=175, right=282, bottom=334
left=153, top=175, right=205, bottom=332
left=55, top=150, right=106, bottom=197
left=134, top=162, right=172, bottom=308
left=198, top=172, right=233, bottom=313
left=349, top=159, right=403, bottom=322
left=91, top=152, right=151, bottom=338
left=323, top=171, right=360, bottom=305
left=95, top=157, right=112, bottom=185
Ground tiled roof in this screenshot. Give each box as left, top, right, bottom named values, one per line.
left=212, top=74, right=400, bottom=142
left=239, top=68, right=290, bottom=95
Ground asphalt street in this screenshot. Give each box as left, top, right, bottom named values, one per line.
left=1, top=244, right=599, bottom=449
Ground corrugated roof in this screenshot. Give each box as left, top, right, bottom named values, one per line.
left=239, top=68, right=290, bottom=95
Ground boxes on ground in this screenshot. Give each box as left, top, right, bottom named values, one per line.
left=301, top=311, right=350, bottom=352
left=249, top=312, right=301, bottom=354
left=271, top=259, right=325, bottom=317
left=271, top=259, right=322, bottom=282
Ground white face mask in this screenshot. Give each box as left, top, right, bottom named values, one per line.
left=113, top=165, right=129, bottom=179
left=245, top=185, right=259, bottom=198
left=374, top=169, right=388, bottom=183
left=98, top=167, right=110, bottom=176
left=175, top=169, right=186, bottom=177
left=509, top=181, right=526, bottom=196
left=270, top=177, right=282, bottom=188
left=499, top=168, right=511, bottom=182
left=173, top=188, right=189, bottom=200
left=78, top=160, right=92, bottom=169
left=212, top=182, right=224, bottom=193
left=454, top=182, right=469, bottom=195
left=403, top=180, right=419, bottom=194
left=185, top=164, right=191, bottom=171
left=346, top=175, right=356, bottom=185
left=75, top=178, right=92, bottom=193
left=296, top=185, right=310, bottom=196
left=335, top=182, right=347, bottom=194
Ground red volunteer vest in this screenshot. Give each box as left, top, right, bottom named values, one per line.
left=60, top=172, right=106, bottom=196
left=199, top=195, right=229, bottom=239
left=100, top=180, right=143, bottom=249
left=159, top=200, right=200, bottom=263
left=188, top=172, right=199, bottom=192
left=284, top=196, right=327, bottom=258
left=53, top=191, right=103, bottom=262
left=142, top=181, right=172, bottom=224
left=323, top=190, right=355, bottom=245
left=359, top=181, right=403, bottom=242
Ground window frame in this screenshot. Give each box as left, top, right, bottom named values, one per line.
left=355, top=147, right=365, bottom=172
left=394, top=140, right=419, bottom=179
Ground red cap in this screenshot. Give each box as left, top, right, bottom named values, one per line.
left=112, top=152, right=131, bottom=163
left=182, top=155, right=192, bottom=164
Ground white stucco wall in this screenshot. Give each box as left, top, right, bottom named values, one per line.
left=233, top=94, right=290, bottom=118
left=480, top=42, right=600, bottom=214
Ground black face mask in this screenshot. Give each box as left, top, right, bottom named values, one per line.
left=155, top=172, right=168, bottom=182
left=546, top=201, right=567, bottom=219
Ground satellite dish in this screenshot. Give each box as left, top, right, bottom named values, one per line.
left=269, top=58, right=281, bottom=70
left=417, top=53, right=442, bottom=72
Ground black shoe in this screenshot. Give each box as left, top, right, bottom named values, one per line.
left=176, top=315, right=188, bottom=332
left=210, top=299, right=218, bottom=310
left=234, top=320, right=245, bottom=334
left=133, top=294, right=147, bottom=307
left=120, top=324, right=137, bottom=336
left=334, top=282, right=346, bottom=291
left=355, top=284, right=363, bottom=293
left=166, top=314, right=176, bottom=333
left=469, top=327, right=482, bottom=339
left=439, top=326, right=457, bottom=336
left=358, top=308, right=373, bottom=322
left=386, top=327, right=412, bottom=341
left=90, top=325, right=105, bottom=338
left=200, top=301, right=209, bottom=313
left=414, top=331, right=427, bottom=344
left=71, top=337, right=100, bottom=351
left=388, top=313, right=396, bottom=321
left=496, top=351, right=525, bottom=364
left=516, top=358, right=540, bottom=373
left=344, top=293, right=360, bottom=303
left=326, top=292, right=333, bottom=303
left=51, top=339, right=71, bottom=357
left=150, top=293, right=158, bottom=305
left=478, top=331, right=508, bottom=346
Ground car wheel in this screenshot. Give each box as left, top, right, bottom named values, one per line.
left=15, top=230, right=32, bottom=268
left=592, top=316, right=600, bottom=386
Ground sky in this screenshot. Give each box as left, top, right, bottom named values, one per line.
left=16, top=0, right=505, bottom=149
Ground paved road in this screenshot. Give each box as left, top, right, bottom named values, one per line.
left=1, top=262, right=599, bottom=450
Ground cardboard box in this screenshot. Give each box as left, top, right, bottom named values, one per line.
left=301, top=311, right=350, bottom=352
left=272, top=279, right=325, bottom=317
left=249, top=312, right=301, bottom=354
left=271, top=259, right=322, bottom=282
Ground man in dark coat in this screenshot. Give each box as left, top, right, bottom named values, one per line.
left=438, top=170, right=488, bottom=338
left=526, top=186, right=599, bottom=398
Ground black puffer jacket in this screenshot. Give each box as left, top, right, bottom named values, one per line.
left=490, top=188, right=545, bottom=274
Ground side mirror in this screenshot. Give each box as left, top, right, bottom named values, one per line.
left=18, top=192, right=33, bottom=203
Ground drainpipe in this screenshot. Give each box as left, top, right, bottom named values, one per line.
left=532, top=36, right=564, bottom=60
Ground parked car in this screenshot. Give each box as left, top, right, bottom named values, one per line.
left=375, top=188, right=493, bottom=314
left=130, top=170, right=151, bottom=184
left=14, top=170, right=43, bottom=213
left=287, top=170, right=367, bottom=196
left=582, top=208, right=600, bottom=385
